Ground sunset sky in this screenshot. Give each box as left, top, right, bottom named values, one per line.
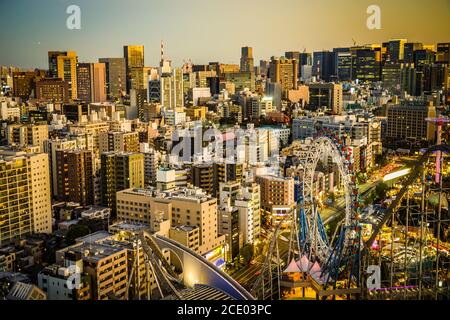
left=1, top=0, right=449, bottom=69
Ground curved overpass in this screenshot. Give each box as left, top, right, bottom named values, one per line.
left=365, top=144, right=450, bottom=248
left=154, top=235, right=255, bottom=301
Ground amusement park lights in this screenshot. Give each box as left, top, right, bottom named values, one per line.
left=383, top=169, right=411, bottom=182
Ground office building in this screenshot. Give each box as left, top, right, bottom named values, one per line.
left=160, top=68, right=184, bottom=110
left=240, top=47, right=254, bottom=72
left=404, top=43, right=423, bottom=64
left=55, top=149, right=94, bottom=206
left=35, top=78, right=69, bottom=102
left=48, top=51, right=78, bottom=100
left=98, top=58, right=126, bottom=99
left=352, top=47, right=382, bottom=82
left=123, top=45, right=144, bottom=93
left=307, top=83, right=343, bottom=114
left=269, top=57, right=298, bottom=96
left=256, top=175, right=295, bottom=225
left=386, top=102, right=436, bottom=142
left=76, top=63, right=107, bottom=103
left=101, top=152, right=144, bottom=214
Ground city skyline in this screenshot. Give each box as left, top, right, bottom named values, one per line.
left=1, top=0, right=449, bottom=69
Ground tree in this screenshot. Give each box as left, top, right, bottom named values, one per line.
left=66, top=224, right=90, bottom=245
left=375, top=182, right=389, bottom=201
left=239, top=245, right=254, bottom=265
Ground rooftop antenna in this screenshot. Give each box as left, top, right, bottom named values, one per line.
left=160, top=40, right=164, bottom=67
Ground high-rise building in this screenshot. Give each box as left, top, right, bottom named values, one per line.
left=436, top=43, right=450, bottom=64
left=12, top=71, right=37, bottom=99
left=335, top=50, right=353, bottom=81
left=35, top=78, right=69, bottom=102
left=307, top=83, right=343, bottom=114
left=313, top=51, right=336, bottom=81
left=382, top=63, right=403, bottom=95
left=404, top=43, right=423, bottom=64
left=76, top=63, right=107, bottom=103
left=48, top=51, right=78, bottom=100
left=6, top=124, right=49, bottom=152
left=386, top=102, right=436, bottom=142
left=387, top=39, right=408, bottom=62
left=98, top=58, right=126, bottom=99
left=256, top=175, right=295, bottom=225
left=269, top=57, right=298, bottom=96
left=98, top=131, right=140, bottom=154
left=0, top=150, right=52, bottom=246
left=192, top=163, right=214, bottom=196
left=55, top=149, right=94, bottom=206
left=236, top=182, right=261, bottom=245
left=101, top=152, right=144, bottom=214
left=240, top=47, right=254, bottom=72
left=123, top=45, right=144, bottom=93
left=43, top=139, right=80, bottom=198
left=351, top=47, right=382, bottom=82
left=160, top=68, right=184, bottom=110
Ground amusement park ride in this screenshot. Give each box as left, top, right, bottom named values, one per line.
left=250, top=131, right=450, bottom=301
left=109, top=133, right=450, bottom=301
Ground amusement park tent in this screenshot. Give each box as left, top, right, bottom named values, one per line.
left=284, top=259, right=302, bottom=273
left=310, top=262, right=327, bottom=285
left=297, top=255, right=311, bottom=272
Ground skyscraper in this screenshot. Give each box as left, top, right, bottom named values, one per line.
left=436, top=43, right=450, bottom=63
left=160, top=68, right=184, bottom=110
left=240, top=47, right=254, bottom=72
left=98, top=58, right=126, bottom=100
left=123, top=45, right=145, bottom=93
left=269, top=57, right=298, bottom=98
left=55, top=149, right=94, bottom=206
left=313, top=51, right=336, bottom=81
left=0, top=150, right=52, bottom=246
left=101, top=152, right=144, bottom=214
left=352, top=47, right=382, bottom=82
left=387, top=39, right=408, bottom=63
left=48, top=51, right=78, bottom=100
left=404, top=42, right=423, bottom=64
left=76, top=63, right=107, bottom=103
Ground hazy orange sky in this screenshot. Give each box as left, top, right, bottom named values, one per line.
left=0, top=0, right=449, bottom=68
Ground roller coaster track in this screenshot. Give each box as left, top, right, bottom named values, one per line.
left=365, top=144, right=450, bottom=249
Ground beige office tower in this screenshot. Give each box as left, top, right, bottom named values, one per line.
left=0, top=150, right=51, bottom=246
left=269, top=57, right=298, bottom=96
left=160, top=68, right=184, bottom=110
left=7, top=123, right=49, bottom=152
left=48, top=51, right=78, bottom=100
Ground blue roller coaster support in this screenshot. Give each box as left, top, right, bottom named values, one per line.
left=316, top=208, right=329, bottom=246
